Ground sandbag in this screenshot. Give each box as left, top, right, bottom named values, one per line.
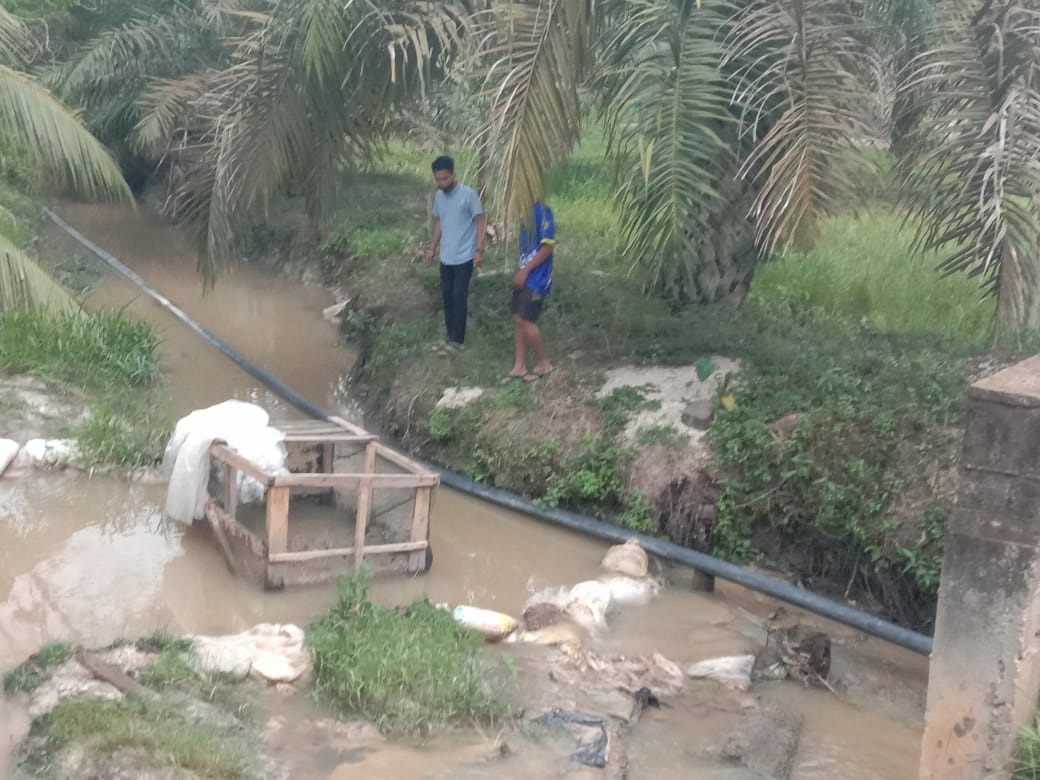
left=566, top=580, right=614, bottom=635
left=685, top=654, right=756, bottom=692
left=601, top=538, right=649, bottom=578
left=452, top=605, right=519, bottom=641
left=601, top=575, right=659, bottom=607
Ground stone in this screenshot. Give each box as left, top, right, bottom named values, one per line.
left=681, top=399, right=714, bottom=430
left=685, top=654, right=756, bottom=692
left=189, top=635, right=256, bottom=681
left=703, top=704, right=803, bottom=780
left=600, top=538, right=649, bottom=578
left=22, top=438, right=79, bottom=469
left=0, top=438, right=19, bottom=477
left=29, top=659, right=123, bottom=718
left=436, top=386, right=484, bottom=409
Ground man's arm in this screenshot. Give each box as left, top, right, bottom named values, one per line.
left=425, top=218, right=442, bottom=266
left=473, top=213, right=487, bottom=268
left=514, top=241, right=553, bottom=288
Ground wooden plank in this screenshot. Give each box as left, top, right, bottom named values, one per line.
left=321, top=442, right=335, bottom=473
left=76, top=651, right=154, bottom=698
left=210, top=443, right=274, bottom=486
left=268, top=541, right=427, bottom=564
left=266, top=486, right=290, bottom=557
left=328, top=414, right=372, bottom=437
left=211, top=505, right=266, bottom=558
left=271, top=473, right=439, bottom=488
left=354, top=443, right=378, bottom=568
left=283, top=433, right=376, bottom=444
left=373, top=442, right=437, bottom=476
left=409, top=486, right=433, bottom=572
left=224, top=463, right=238, bottom=519
left=205, top=500, right=239, bottom=575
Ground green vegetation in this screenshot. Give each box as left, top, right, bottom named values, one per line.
left=3, top=642, right=73, bottom=694
left=0, top=309, right=169, bottom=467
left=26, top=696, right=255, bottom=779
left=308, top=566, right=504, bottom=738
left=1016, top=716, right=1040, bottom=779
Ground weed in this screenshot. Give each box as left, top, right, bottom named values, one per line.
left=135, top=630, right=193, bottom=654
left=138, top=647, right=197, bottom=691
left=3, top=642, right=74, bottom=694
left=70, top=401, right=170, bottom=468
left=308, top=565, right=504, bottom=738
left=594, top=387, right=659, bottom=435
left=29, top=695, right=255, bottom=779
left=636, top=425, right=688, bottom=448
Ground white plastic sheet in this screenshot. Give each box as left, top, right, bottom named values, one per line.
left=162, top=400, right=288, bottom=525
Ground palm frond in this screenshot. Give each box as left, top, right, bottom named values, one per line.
left=0, top=4, right=25, bottom=67
left=132, top=71, right=216, bottom=157
left=898, top=1, right=1040, bottom=334
left=725, top=0, right=880, bottom=254
left=479, top=0, right=588, bottom=228
left=599, top=0, right=736, bottom=299
left=0, top=234, right=78, bottom=314
left=0, top=64, right=130, bottom=202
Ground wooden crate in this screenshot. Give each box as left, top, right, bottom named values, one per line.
left=203, top=416, right=437, bottom=588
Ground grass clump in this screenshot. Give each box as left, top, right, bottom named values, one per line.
left=70, top=401, right=170, bottom=468
left=308, top=565, right=504, bottom=738
left=3, top=642, right=74, bottom=694
left=28, top=696, right=256, bottom=780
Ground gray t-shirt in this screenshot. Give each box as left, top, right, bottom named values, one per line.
left=433, top=183, right=484, bottom=266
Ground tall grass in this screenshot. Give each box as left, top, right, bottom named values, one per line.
left=308, top=566, right=504, bottom=738
left=0, top=309, right=161, bottom=388
left=753, top=210, right=993, bottom=346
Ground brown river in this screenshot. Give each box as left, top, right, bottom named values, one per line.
left=0, top=203, right=926, bottom=778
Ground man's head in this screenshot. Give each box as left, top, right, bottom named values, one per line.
left=432, top=156, right=456, bottom=192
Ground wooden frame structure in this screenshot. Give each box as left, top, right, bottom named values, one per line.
left=203, top=415, right=438, bottom=588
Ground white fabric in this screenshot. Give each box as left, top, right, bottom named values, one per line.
left=162, top=400, right=288, bottom=525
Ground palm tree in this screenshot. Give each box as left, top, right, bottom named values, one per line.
left=0, top=4, right=129, bottom=311
left=897, top=0, right=1040, bottom=340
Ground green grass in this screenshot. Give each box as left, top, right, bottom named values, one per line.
left=754, top=210, right=994, bottom=346
left=3, top=642, right=74, bottom=694
left=27, top=696, right=256, bottom=780
left=0, top=309, right=169, bottom=468
left=308, top=565, right=504, bottom=738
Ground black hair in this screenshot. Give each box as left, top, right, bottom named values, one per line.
left=431, top=156, right=455, bottom=174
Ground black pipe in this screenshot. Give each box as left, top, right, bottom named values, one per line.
left=44, top=207, right=934, bottom=657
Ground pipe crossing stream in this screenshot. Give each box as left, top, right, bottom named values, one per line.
left=0, top=203, right=928, bottom=779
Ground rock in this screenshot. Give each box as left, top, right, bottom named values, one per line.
left=601, top=538, right=649, bottom=578
left=600, top=575, right=659, bottom=607
left=29, top=659, right=123, bottom=718
left=189, top=635, right=255, bottom=681
left=685, top=654, right=756, bottom=692
left=681, top=399, right=714, bottom=430
left=704, top=704, right=803, bottom=780
left=436, top=386, right=484, bottom=409
left=22, top=438, right=79, bottom=469
left=0, top=438, right=19, bottom=476
left=97, top=646, right=158, bottom=677
left=768, top=413, right=800, bottom=440
left=523, top=602, right=565, bottom=631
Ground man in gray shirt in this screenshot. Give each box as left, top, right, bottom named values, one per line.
left=424, top=156, right=486, bottom=351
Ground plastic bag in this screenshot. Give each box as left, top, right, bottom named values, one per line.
left=163, top=400, right=287, bottom=525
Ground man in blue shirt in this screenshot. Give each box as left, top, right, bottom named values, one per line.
left=425, top=156, right=485, bottom=351
left=502, top=201, right=555, bottom=383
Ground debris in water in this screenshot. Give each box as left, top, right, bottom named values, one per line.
left=684, top=654, right=756, bottom=692
left=452, top=605, right=519, bottom=641
left=601, top=538, right=649, bottom=578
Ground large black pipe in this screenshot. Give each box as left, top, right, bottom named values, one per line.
left=44, top=207, right=934, bottom=657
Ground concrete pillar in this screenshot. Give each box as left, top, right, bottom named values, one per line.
left=920, top=355, right=1040, bottom=779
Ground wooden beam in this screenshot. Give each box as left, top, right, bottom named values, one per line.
left=205, top=500, right=239, bottom=576
left=355, top=443, right=378, bottom=568
left=76, top=651, right=154, bottom=698
left=327, top=414, right=372, bottom=437
left=270, top=473, right=439, bottom=488
left=321, top=442, right=335, bottom=473
left=209, top=504, right=266, bottom=558
left=283, top=434, right=376, bottom=444
left=224, top=463, right=238, bottom=519
left=373, top=442, right=438, bottom=477
left=210, top=443, right=273, bottom=486
left=268, top=541, right=427, bottom=564
left=266, top=486, right=290, bottom=557
left=409, top=486, right=433, bottom=572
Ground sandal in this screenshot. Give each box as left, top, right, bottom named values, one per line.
left=500, top=372, right=525, bottom=385
left=523, top=369, right=552, bottom=383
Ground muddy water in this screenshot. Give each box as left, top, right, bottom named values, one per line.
left=1, top=203, right=925, bottom=779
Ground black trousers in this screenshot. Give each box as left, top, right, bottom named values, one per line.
left=440, top=260, right=474, bottom=345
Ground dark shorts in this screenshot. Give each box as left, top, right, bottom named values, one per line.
left=511, top=286, right=545, bottom=323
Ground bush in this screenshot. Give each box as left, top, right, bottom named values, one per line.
left=308, top=565, right=504, bottom=738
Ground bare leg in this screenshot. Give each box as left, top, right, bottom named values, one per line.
left=505, top=315, right=527, bottom=378
left=523, top=320, right=550, bottom=374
